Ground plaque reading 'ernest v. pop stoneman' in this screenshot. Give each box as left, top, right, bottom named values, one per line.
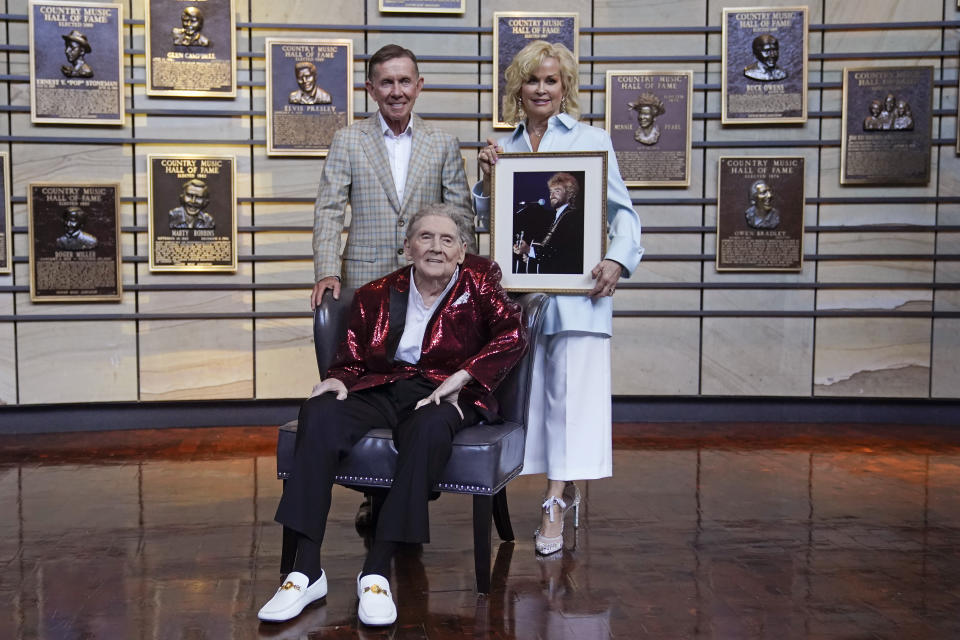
left=266, top=39, right=353, bottom=157
left=0, top=154, right=11, bottom=274
left=28, top=182, right=122, bottom=302
left=149, top=155, right=236, bottom=272
left=28, top=0, right=124, bottom=125
left=145, top=0, right=236, bottom=97
left=716, top=156, right=805, bottom=272
left=841, top=66, right=933, bottom=185
left=493, top=12, right=579, bottom=129
left=722, top=6, right=807, bottom=124
left=606, top=70, right=693, bottom=187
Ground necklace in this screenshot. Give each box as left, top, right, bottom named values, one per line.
left=528, top=123, right=547, bottom=138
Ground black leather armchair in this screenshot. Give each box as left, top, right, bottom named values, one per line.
left=275, top=289, right=549, bottom=593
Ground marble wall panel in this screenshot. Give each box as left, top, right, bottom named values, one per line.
left=138, top=290, right=251, bottom=315
left=251, top=0, right=364, bottom=22
left=254, top=318, right=316, bottom=399
left=614, top=289, right=701, bottom=313
left=817, top=203, right=937, bottom=227
left=813, top=318, right=930, bottom=397
left=931, top=318, right=960, bottom=398
left=0, top=320, right=16, bottom=405
left=252, top=260, right=313, bottom=288
left=703, top=288, right=814, bottom=312
left=253, top=288, right=310, bottom=314
left=141, top=459, right=255, bottom=527
left=611, top=317, right=699, bottom=395
left=817, top=289, right=932, bottom=312
left=816, top=260, right=933, bottom=284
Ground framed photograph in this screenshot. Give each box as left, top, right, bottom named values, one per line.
left=266, top=38, right=353, bottom=157
left=721, top=6, right=808, bottom=124
left=716, top=156, right=805, bottom=272
left=492, top=12, right=579, bottom=129
left=0, top=154, right=11, bottom=274
left=28, top=182, right=122, bottom=302
left=148, top=155, right=237, bottom=272
left=491, top=151, right=606, bottom=293
left=28, top=0, right=125, bottom=125
left=145, top=0, right=236, bottom=97
left=379, top=0, right=465, bottom=13
left=840, top=66, right=933, bottom=185
left=606, top=70, right=693, bottom=187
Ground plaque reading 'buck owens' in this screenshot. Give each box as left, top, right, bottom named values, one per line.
left=493, top=12, right=578, bottom=129
left=722, top=6, right=808, bottom=124
left=28, top=183, right=122, bottom=301
left=149, top=155, right=236, bottom=272
left=28, top=0, right=124, bottom=125
left=716, top=156, right=805, bottom=272
left=0, top=154, right=11, bottom=274
left=266, top=39, right=353, bottom=157
left=841, top=66, right=933, bottom=185
left=606, top=70, right=693, bottom=187
left=145, top=0, right=236, bottom=97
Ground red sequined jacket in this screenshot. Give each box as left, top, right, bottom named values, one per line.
left=325, top=254, right=527, bottom=419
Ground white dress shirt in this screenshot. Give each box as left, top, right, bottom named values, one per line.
left=394, top=266, right=459, bottom=364
left=378, top=111, right=414, bottom=203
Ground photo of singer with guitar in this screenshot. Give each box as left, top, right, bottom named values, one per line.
left=512, top=170, right=585, bottom=274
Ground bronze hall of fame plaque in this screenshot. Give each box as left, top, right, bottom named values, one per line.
left=148, top=155, right=236, bottom=272
left=721, top=6, right=808, bottom=125
left=145, top=0, right=236, bottom=97
left=379, top=0, right=465, bottom=13
left=0, top=154, right=11, bottom=274
left=266, top=39, right=353, bottom=157
left=28, top=183, right=122, bottom=302
left=716, top=156, right=805, bottom=272
left=841, top=66, right=933, bottom=185
left=606, top=70, right=693, bottom=188
left=28, top=0, right=125, bottom=125
left=492, top=12, right=579, bottom=129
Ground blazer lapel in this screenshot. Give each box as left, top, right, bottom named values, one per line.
left=400, top=115, right=429, bottom=215
left=359, top=116, right=402, bottom=213
left=385, top=283, right=408, bottom=362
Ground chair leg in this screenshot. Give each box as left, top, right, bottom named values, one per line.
left=472, top=494, right=493, bottom=594
left=280, top=525, right=296, bottom=574
left=492, top=488, right=514, bottom=542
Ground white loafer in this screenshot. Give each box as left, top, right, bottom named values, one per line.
left=258, top=571, right=327, bottom=622
left=357, top=573, right=397, bottom=626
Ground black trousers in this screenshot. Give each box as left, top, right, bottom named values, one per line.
left=275, top=377, right=475, bottom=547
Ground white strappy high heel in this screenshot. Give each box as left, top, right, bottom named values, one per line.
left=534, top=482, right=581, bottom=555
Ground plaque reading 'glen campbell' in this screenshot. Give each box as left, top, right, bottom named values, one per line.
left=716, top=156, right=805, bottom=272
left=266, top=38, right=353, bottom=157
left=841, top=66, right=933, bottom=185
left=28, top=182, right=122, bottom=301
left=606, top=70, right=693, bottom=187
left=149, top=155, right=236, bottom=272
left=722, top=6, right=808, bottom=124
left=145, top=0, right=236, bottom=97
left=28, top=0, right=124, bottom=125
left=493, top=12, right=579, bottom=129
left=0, top=154, right=11, bottom=274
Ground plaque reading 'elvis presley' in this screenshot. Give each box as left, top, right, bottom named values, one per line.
left=606, top=70, right=693, bottom=187
left=145, top=0, right=236, bottom=97
left=266, top=39, right=353, bottom=157
left=28, top=0, right=124, bottom=125
left=493, top=12, right=579, bottom=129
left=149, top=155, right=236, bottom=272
left=721, top=7, right=808, bottom=124
left=379, top=0, right=465, bottom=12
left=0, top=154, right=11, bottom=274
left=28, top=182, right=122, bottom=301
left=716, top=156, right=805, bottom=272
left=841, top=66, right=933, bottom=185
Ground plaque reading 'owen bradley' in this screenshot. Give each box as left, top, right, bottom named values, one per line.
left=28, top=0, right=125, bottom=125
left=149, top=155, right=236, bottom=272
left=28, top=182, right=122, bottom=301
left=716, top=156, right=805, bottom=272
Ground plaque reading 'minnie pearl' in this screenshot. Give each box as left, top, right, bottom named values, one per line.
left=145, top=0, right=236, bottom=97
left=28, top=182, right=122, bottom=302
left=28, top=0, right=125, bottom=125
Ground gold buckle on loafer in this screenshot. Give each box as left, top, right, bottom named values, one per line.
left=280, top=581, right=302, bottom=592
left=363, top=584, right=389, bottom=596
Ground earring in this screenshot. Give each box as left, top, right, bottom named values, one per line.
left=516, top=97, right=523, bottom=113
left=560, top=96, right=567, bottom=112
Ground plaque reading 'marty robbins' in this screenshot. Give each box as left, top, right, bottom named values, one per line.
left=841, top=66, right=933, bottom=185
left=266, top=39, right=353, bottom=157
left=0, top=154, right=11, bottom=274
left=28, top=0, right=124, bottom=125
left=716, top=156, right=805, bottom=272
left=379, top=0, right=465, bottom=12
left=145, top=0, right=236, bottom=97
left=605, top=70, right=693, bottom=188
left=721, top=6, right=808, bottom=125
left=149, top=155, right=236, bottom=272
left=28, top=183, right=122, bottom=302
left=493, top=12, right=579, bottom=129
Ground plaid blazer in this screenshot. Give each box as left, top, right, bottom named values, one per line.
left=312, top=113, right=473, bottom=288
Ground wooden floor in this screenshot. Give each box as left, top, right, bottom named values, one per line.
left=2, top=422, right=960, bottom=639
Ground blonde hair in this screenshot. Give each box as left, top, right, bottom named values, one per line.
left=501, top=41, right=580, bottom=125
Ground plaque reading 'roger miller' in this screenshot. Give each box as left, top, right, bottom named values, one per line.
left=721, top=6, right=807, bottom=124
left=716, top=156, right=805, bottom=272
left=0, top=154, right=11, bottom=274
left=28, top=0, right=124, bottom=125
left=841, top=66, right=933, bottom=185
left=606, top=70, right=693, bottom=187
left=149, top=155, right=236, bottom=272
left=266, top=39, right=353, bottom=157
left=28, top=182, right=122, bottom=301
left=145, top=0, right=236, bottom=97
left=493, top=12, right=579, bottom=129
